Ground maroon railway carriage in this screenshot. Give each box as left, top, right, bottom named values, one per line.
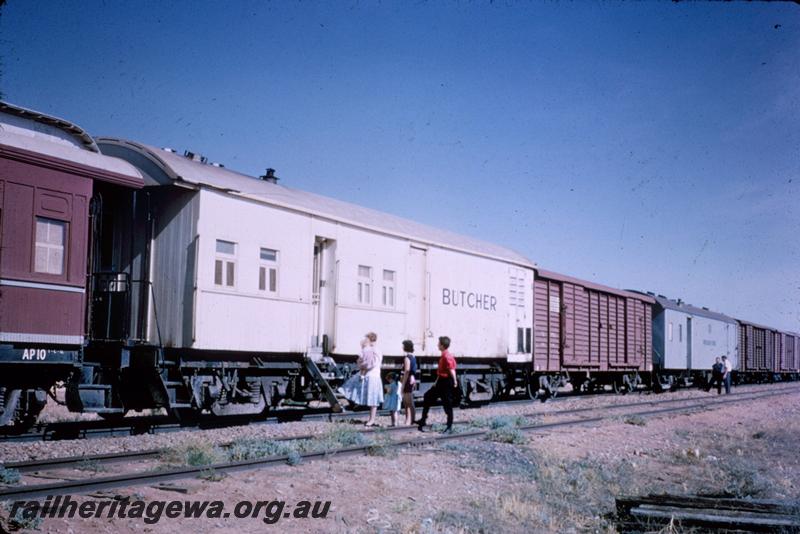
left=0, top=102, right=142, bottom=427
left=531, top=269, right=654, bottom=396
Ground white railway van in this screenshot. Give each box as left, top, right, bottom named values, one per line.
left=87, top=138, right=536, bottom=415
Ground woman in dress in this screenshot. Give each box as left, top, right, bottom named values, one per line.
left=339, top=337, right=369, bottom=406
left=361, top=332, right=384, bottom=426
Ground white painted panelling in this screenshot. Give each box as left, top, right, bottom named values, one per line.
left=184, top=188, right=535, bottom=358
left=321, top=221, right=411, bottom=355
left=661, top=309, right=738, bottom=371
left=193, top=189, right=316, bottom=352
left=507, top=266, right=533, bottom=355
left=427, top=247, right=518, bottom=358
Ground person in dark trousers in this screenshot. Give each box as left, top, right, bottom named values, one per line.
left=707, top=356, right=724, bottom=394
left=400, top=339, right=418, bottom=426
left=417, top=336, right=457, bottom=434
left=722, top=355, right=733, bottom=394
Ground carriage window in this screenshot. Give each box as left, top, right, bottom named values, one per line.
left=679, top=323, right=683, bottom=342
left=382, top=269, right=395, bottom=307
left=357, top=265, right=372, bottom=304
left=34, top=217, right=66, bottom=275
left=668, top=322, right=673, bottom=342
left=214, top=239, right=236, bottom=287
left=259, top=248, right=278, bottom=293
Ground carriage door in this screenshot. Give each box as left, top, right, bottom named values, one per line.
left=686, top=317, right=693, bottom=370
left=311, top=237, right=337, bottom=352
left=405, top=246, right=427, bottom=350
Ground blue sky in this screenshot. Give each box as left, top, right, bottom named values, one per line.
left=2, top=1, right=798, bottom=331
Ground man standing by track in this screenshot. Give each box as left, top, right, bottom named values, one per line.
left=722, top=355, right=733, bottom=394
left=707, top=357, right=725, bottom=395
left=417, top=336, right=457, bottom=434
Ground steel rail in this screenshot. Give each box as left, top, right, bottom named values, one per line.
left=0, top=386, right=796, bottom=501
left=0, top=394, right=558, bottom=443
left=1, top=380, right=791, bottom=443
left=4, top=383, right=797, bottom=473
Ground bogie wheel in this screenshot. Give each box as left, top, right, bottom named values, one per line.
left=0, top=389, right=22, bottom=427
left=548, top=380, right=559, bottom=400
left=0, top=389, right=47, bottom=432
left=652, top=375, right=663, bottom=394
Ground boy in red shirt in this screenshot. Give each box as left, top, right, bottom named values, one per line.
left=417, top=336, right=458, bottom=433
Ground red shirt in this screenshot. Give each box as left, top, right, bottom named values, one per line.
left=437, top=350, right=456, bottom=378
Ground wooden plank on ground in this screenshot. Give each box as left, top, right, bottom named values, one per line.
left=616, top=494, right=800, bottom=533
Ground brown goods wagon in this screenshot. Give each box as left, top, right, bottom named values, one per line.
left=738, top=321, right=779, bottom=374
left=767, top=330, right=781, bottom=372
left=780, top=333, right=799, bottom=373
left=533, top=269, right=654, bottom=375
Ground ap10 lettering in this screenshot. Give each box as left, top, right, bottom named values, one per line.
left=21, top=349, right=48, bottom=360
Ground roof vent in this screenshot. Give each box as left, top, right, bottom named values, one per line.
left=647, top=291, right=655, bottom=296
left=676, top=299, right=683, bottom=306
left=702, top=307, right=709, bottom=311
left=184, top=150, right=206, bottom=163
left=260, top=168, right=279, bottom=184
left=211, top=162, right=225, bottom=168
left=658, top=294, right=666, bottom=299
left=163, top=147, right=176, bottom=153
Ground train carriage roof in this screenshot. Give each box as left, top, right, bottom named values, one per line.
left=96, top=138, right=535, bottom=268
left=535, top=269, right=656, bottom=303
left=644, top=293, right=738, bottom=324
left=0, top=102, right=143, bottom=187
left=736, top=318, right=784, bottom=332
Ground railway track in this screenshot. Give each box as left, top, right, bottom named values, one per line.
left=6, top=383, right=796, bottom=474
left=0, top=381, right=787, bottom=443
left=0, top=392, right=565, bottom=443
left=1, top=384, right=797, bottom=501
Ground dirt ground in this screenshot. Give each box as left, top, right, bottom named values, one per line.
left=2, top=386, right=799, bottom=533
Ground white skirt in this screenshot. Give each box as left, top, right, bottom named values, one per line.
left=340, top=372, right=383, bottom=407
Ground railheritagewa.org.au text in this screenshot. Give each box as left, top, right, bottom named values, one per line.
left=9, top=495, right=331, bottom=524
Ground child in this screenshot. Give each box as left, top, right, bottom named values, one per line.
left=357, top=337, right=376, bottom=378
left=382, top=372, right=402, bottom=427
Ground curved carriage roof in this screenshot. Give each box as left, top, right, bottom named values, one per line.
left=0, top=102, right=143, bottom=184
left=644, top=293, right=738, bottom=324
left=96, top=138, right=535, bottom=267
left=0, top=101, right=98, bottom=151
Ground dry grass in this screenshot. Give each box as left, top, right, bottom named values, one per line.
left=160, top=440, right=226, bottom=467
left=427, top=408, right=800, bottom=534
